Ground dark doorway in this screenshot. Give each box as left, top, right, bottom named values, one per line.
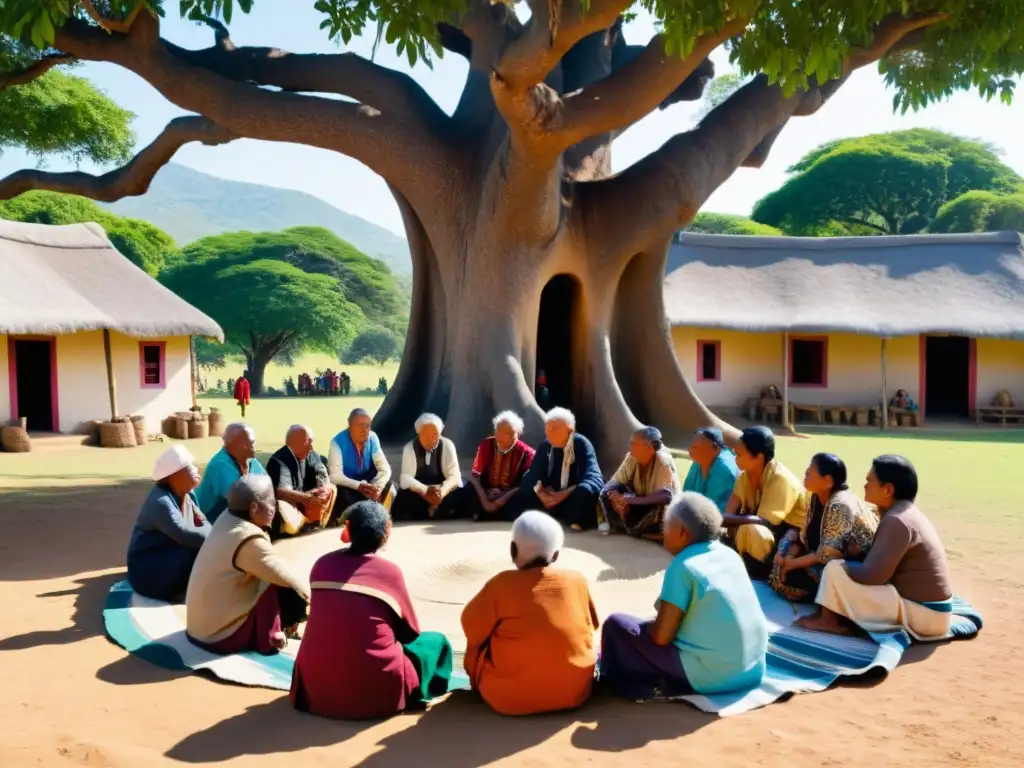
left=536, top=274, right=582, bottom=411
left=14, top=339, right=55, bottom=432
left=924, top=335, right=970, bottom=418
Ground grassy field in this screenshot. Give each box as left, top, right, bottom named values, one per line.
left=201, top=354, right=399, bottom=395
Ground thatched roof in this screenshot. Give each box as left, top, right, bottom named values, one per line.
left=0, top=220, right=223, bottom=340
left=665, top=231, right=1024, bottom=338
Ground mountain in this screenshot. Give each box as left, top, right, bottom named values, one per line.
left=104, top=164, right=411, bottom=274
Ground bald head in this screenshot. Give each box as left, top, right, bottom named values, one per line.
left=223, top=422, right=256, bottom=464
left=226, top=474, right=276, bottom=529
left=286, top=424, right=313, bottom=460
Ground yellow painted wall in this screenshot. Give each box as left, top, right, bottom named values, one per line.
left=672, top=327, right=785, bottom=407
left=975, top=338, right=1024, bottom=409
left=3, top=331, right=193, bottom=434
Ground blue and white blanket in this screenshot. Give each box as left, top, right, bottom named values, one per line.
left=104, top=579, right=981, bottom=716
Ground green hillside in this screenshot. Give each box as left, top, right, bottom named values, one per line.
left=104, top=163, right=411, bottom=275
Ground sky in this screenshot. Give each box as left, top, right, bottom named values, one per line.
left=2, top=5, right=1023, bottom=238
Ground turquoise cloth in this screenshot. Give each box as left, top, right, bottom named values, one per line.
left=402, top=630, right=455, bottom=704
left=659, top=540, right=768, bottom=695
left=332, top=428, right=382, bottom=481
left=682, top=450, right=740, bottom=512
left=194, top=448, right=267, bottom=523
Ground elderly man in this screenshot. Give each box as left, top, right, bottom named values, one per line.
left=194, top=422, right=267, bottom=524
left=600, top=426, right=681, bottom=541
left=457, top=410, right=536, bottom=522
left=681, top=427, right=740, bottom=513
left=392, top=413, right=462, bottom=520
left=519, top=408, right=604, bottom=531
left=266, top=425, right=338, bottom=540
left=327, top=408, right=394, bottom=522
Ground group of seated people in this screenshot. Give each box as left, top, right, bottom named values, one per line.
left=125, top=408, right=954, bottom=720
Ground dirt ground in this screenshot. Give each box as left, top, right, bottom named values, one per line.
left=1, top=475, right=1021, bottom=767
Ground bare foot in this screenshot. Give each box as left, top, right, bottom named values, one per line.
left=270, top=632, right=288, bottom=651
left=795, top=610, right=854, bottom=636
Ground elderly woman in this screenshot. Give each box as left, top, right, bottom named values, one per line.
left=462, top=511, right=600, bottom=715
left=327, top=408, right=394, bottom=519
left=722, top=426, right=808, bottom=579
left=458, top=410, right=536, bottom=521
left=392, top=413, right=462, bottom=520
left=600, top=493, right=768, bottom=699
left=186, top=475, right=310, bottom=655
left=194, top=422, right=267, bottom=523
left=798, top=456, right=953, bottom=639
left=600, top=426, right=680, bottom=540
left=681, top=427, right=740, bottom=512
left=519, top=408, right=604, bottom=531
left=266, top=424, right=337, bottom=539
left=770, top=453, right=878, bottom=602
left=126, top=446, right=210, bottom=601
left=291, top=501, right=454, bottom=719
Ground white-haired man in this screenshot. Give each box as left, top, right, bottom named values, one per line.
left=265, top=425, right=337, bottom=540
left=455, top=411, right=536, bottom=521
left=194, top=422, right=267, bottom=524
left=519, top=408, right=604, bottom=531
left=392, top=413, right=463, bottom=520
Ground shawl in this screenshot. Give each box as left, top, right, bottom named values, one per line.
left=333, top=429, right=379, bottom=478
left=543, top=432, right=576, bottom=491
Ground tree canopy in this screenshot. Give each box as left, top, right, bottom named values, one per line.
left=751, top=129, right=1023, bottom=235
left=343, top=327, right=402, bottom=367
left=684, top=211, right=781, bottom=236
left=0, top=190, right=178, bottom=274
left=930, top=189, right=1024, bottom=233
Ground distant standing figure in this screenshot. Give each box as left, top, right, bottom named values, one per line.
left=536, top=370, right=551, bottom=411
left=234, top=371, right=251, bottom=418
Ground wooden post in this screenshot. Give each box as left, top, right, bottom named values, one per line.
left=782, top=331, right=790, bottom=428
left=880, top=337, right=888, bottom=431
left=102, top=328, right=118, bottom=421
left=189, top=336, right=198, bottom=409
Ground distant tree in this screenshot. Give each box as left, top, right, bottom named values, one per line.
left=753, top=129, right=1023, bottom=235
left=931, top=190, right=1024, bottom=234
left=161, top=258, right=363, bottom=395
left=194, top=337, right=230, bottom=370
left=0, top=190, right=178, bottom=274
left=343, top=328, right=401, bottom=367
left=684, top=212, right=782, bottom=236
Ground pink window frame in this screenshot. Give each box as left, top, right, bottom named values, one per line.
left=695, top=339, right=721, bottom=382
left=7, top=335, right=60, bottom=432
left=139, top=341, right=167, bottom=389
left=788, top=335, right=829, bottom=388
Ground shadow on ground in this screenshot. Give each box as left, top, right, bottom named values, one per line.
left=0, top=572, right=121, bottom=651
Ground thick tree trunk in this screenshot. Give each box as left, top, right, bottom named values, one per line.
left=243, top=351, right=271, bottom=397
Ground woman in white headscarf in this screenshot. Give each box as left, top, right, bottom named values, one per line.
left=126, top=446, right=210, bottom=601
left=518, top=408, right=604, bottom=531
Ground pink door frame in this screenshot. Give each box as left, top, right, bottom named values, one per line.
left=917, top=333, right=977, bottom=421
left=7, top=335, right=60, bottom=432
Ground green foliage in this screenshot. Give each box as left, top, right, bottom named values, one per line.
left=179, top=226, right=407, bottom=333
left=342, top=327, right=401, bottom=366
left=685, top=211, right=781, bottom=236
left=930, top=189, right=1024, bottom=233
left=752, top=129, right=1023, bottom=236
left=195, top=336, right=230, bottom=369
left=0, top=190, right=179, bottom=274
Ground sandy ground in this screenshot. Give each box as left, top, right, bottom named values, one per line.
left=1, top=479, right=1021, bottom=768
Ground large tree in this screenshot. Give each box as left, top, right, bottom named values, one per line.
left=1, top=2, right=1022, bottom=462
left=930, top=189, right=1024, bottom=233
left=752, top=129, right=1023, bottom=235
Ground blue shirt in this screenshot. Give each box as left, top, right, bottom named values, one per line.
left=659, top=540, right=768, bottom=694
left=194, top=448, right=267, bottom=523
left=682, top=450, right=740, bottom=513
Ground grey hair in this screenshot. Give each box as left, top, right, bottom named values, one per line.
left=493, top=410, right=525, bottom=434
left=544, top=407, right=576, bottom=429
left=414, top=412, right=445, bottom=433
left=286, top=424, right=312, bottom=440
left=226, top=474, right=274, bottom=513
left=223, top=422, right=254, bottom=444
left=512, top=510, right=564, bottom=567
left=663, top=492, right=722, bottom=543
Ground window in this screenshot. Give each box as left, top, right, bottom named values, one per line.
left=790, top=337, right=828, bottom=387
left=696, top=340, right=721, bottom=382
left=139, top=342, right=166, bottom=389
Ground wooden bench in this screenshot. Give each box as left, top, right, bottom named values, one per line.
left=789, top=404, right=879, bottom=427
left=887, top=407, right=920, bottom=427
left=788, top=403, right=822, bottom=424
left=976, top=406, right=1024, bottom=426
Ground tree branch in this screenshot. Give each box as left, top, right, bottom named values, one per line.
left=0, top=54, right=75, bottom=90
left=0, top=116, right=233, bottom=202
left=79, top=0, right=149, bottom=34
left=549, top=18, right=747, bottom=149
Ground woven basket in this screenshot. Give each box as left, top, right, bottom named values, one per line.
left=1, top=425, right=31, bottom=453
left=130, top=415, right=146, bottom=445
left=207, top=410, right=225, bottom=437
left=187, top=418, right=209, bottom=439
left=994, top=389, right=1014, bottom=408
left=100, top=420, right=137, bottom=448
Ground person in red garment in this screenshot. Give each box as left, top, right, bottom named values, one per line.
left=290, top=501, right=454, bottom=719
left=233, top=371, right=251, bottom=418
